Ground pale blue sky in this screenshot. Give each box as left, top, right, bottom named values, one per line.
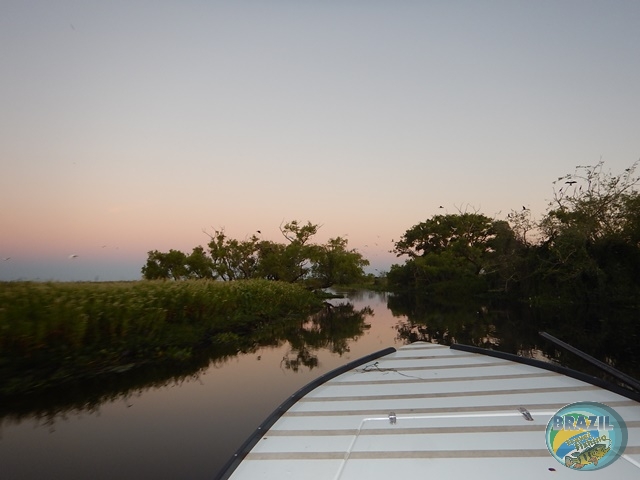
left=1, top=1, right=639, bottom=281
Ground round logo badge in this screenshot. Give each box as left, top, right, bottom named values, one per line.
left=545, top=401, right=627, bottom=470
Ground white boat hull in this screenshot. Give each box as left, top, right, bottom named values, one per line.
left=216, top=342, right=640, bottom=479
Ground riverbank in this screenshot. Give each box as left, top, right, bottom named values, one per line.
left=0, top=279, right=324, bottom=397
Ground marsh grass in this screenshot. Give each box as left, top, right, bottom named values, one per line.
left=0, top=279, right=322, bottom=396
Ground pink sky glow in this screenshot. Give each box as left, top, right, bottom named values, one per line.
left=2, top=2, right=639, bottom=281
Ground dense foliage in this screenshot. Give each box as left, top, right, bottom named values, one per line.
left=389, top=161, right=640, bottom=306
left=0, top=280, right=323, bottom=396
left=142, top=220, right=369, bottom=288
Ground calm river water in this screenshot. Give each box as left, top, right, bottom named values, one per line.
left=0, top=290, right=408, bottom=479
left=1, top=289, right=637, bottom=479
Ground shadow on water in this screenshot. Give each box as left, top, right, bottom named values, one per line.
left=3, top=289, right=637, bottom=425
left=388, top=290, right=640, bottom=384
left=0, top=300, right=373, bottom=425
left=2, top=289, right=638, bottom=480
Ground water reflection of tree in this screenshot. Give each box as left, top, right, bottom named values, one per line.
left=388, top=292, right=500, bottom=347
left=1, top=301, right=372, bottom=421
left=534, top=304, right=640, bottom=381
left=333, top=288, right=389, bottom=304
left=0, top=351, right=215, bottom=428
left=389, top=291, right=640, bottom=383
left=280, top=303, right=372, bottom=372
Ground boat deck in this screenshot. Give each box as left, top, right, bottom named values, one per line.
left=219, top=342, right=640, bottom=479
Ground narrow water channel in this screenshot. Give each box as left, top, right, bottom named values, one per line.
left=2, top=289, right=637, bottom=479
left=0, top=290, right=406, bottom=479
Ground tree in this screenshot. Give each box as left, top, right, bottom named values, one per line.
left=185, top=246, right=215, bottom=279
left=389, top=212, right=520, bottom=294
left=257, top=223, right=369, bottom=288
left=205, top=229, right=261, bottom=281
left=506, top=207, right=538, bottom=247
left=621, top=193, right=640, bottom=246
left=141, top=249, right=189, bottom=280
left=143, top=220, right=370, bottom=289
left=279, top=220, right=319, bottom=245
left=534, top=160, right=640, bottom=301
left=387, top=161, right=640, bottom=304
left=393, top=213, right=506, bottom=272
left=274, top=220, right=321, bottom=283
left=542, top=160, right=639, bottom=243
left=142, top=250, right=169, bottom=280
left=311, top=237, right=370, bottom=288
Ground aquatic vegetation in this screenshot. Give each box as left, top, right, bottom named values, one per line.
left=0, top=279, right=322, bottom=396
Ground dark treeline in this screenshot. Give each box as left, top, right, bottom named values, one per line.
left=388, top=161, right=640, bottom=307
left=141, top=220, right=369, bottom=289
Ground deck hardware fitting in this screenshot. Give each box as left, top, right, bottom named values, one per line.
left=519, top=407, right=534, bottom=421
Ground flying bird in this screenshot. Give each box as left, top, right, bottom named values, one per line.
left=565, top=180, right=577, bottom=185
left=69, top=254, right=79, bottom=259
left=3, top=257, right=10, bottom=261
left=439, top=206, right=444, bottom=209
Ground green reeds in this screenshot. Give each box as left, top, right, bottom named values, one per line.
left=0, top=279, right=322, bottom=395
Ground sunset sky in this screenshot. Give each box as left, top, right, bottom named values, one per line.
left=1, top=1, right=639, bottom=281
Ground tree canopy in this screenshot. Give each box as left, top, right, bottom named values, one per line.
left=141, top=161, right=639, bottom=306
left=388, top=161, right=640, bottom=306
left=533, top=161, right=640, bottom=302
left=142, top=220, right=369, bottom=289
left=392, top=212, right=508, bottom=270
left=388, top=212, right=520, bottom=298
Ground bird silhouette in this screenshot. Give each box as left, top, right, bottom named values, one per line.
left=565, top=181, right=577, bottom=185
left=69, top=254, right=79, bottom=259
